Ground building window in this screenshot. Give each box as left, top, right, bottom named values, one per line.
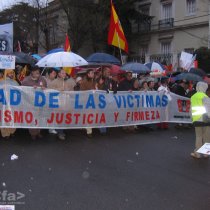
left=161, top=2, right=172, bottom=20
left=140, top=45, right=148, bottom=56
left=186, top=0, right=196, bottom=15
left=139, top=5, right=150, bottom=16
left=161, top=41, right=171, bottom=55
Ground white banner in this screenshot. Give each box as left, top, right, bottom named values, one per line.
left=0, top=23, right=13, bottom=53
left=0, top=85, right=192, bottom=129
left=0, top=55, right=15, bottom=69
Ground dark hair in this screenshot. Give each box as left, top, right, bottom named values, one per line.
left=48, top=68, right=57, bottom=75
left=86, top=69, right=94, bottom=75
left=142, top=81, right=147, bottom=86
left=31, top=65, right=40, bottom=72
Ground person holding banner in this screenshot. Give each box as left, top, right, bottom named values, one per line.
left=49, top=69, right=76, bottom=140
left=80, top=69, right=95, bottom=138
left=22, top=66, right=47, bottom=140
left=190, top=82, right=210, bottom=159
left=45, top=68, right=58, bottom=135
left=118, top=71, right=133, bottom=91
left=0, top=69, right=18, bottom=139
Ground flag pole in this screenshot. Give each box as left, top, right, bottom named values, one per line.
left=116, top=32, right=123, bottom=64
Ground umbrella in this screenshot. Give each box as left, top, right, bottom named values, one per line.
left=189, top=68, right=206, bottom=77
left=31, top=54, right=43, bottom=61
left=0, top=52, right=35, bottom=66
left=47, top=48, right=64, bottom=54
left=175, top=73, right=203, bottom=82
left=145, top=62, right=166, bottom=72
left=36, top=52, right=88, bottom=67
left=13, top=52, right=35, bottom=65
left=121, top=62, right=150, bottom=73
left=86, top=53, right=121, bottom=65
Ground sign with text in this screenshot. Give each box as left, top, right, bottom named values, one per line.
left=0, top=55, right=15, bottom=69
left=0, top=85, right=192, bottom=129
left=0, top=23, right=13, bottom=53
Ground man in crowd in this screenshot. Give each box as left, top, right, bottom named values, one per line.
left=22, top=65, right=47, bottom=140
left=80, top=69, right=95, bottom=138
left=118, top=71, right=133, bottom=91
left=45, top=68, right=58, bottom=135
left=49, top=69, right=76, bottom=140
left=147, top=79, right=155, bottom=91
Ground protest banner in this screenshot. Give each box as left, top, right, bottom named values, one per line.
left=0, top=55, right=15, bottom=69
left=0, top=23, right=13, bottom=53
left=0, top=85, right=191, bottom=129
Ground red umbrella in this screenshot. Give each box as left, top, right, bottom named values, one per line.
left=110, top=65, right=124, bottom=75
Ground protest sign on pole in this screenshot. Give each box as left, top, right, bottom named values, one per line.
left=0, top=55, right=15, bottom=69
left=0, top=23, right=13, bottom=53
left=179, top=51, right=196, bottom=71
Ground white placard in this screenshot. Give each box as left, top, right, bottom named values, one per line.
left=0, top=23, right=13, bottom=52
left=197, top=143, right=210, bottom=155
left=179, top=51, right=195, bottom=70
left=0, top=205, right=15, bottom=210
left=0, top=55, right=15, bottom=69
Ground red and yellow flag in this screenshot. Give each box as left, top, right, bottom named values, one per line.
left=64, top=34, right=71, bottom=52
left=64, top=34, right=74, bottom=76
left=18, top=65, right=28, bottom=82
left=108, top=1, right=128, bottom=53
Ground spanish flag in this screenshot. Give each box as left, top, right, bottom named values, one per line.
left=108, top=0, right=128, bottom=53
left=18, top=65, right=28, bottom=82
left=64, top=34, right=71, bottom=52
left=64, top=34, right=74, bottom=76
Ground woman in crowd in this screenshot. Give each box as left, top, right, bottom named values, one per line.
left=49, top=69, right=76, bottom=140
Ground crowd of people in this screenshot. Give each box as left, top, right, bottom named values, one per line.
left=0, top=65, right=209, bottom=159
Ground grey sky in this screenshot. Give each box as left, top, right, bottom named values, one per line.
left=0, top=0, right=23, bottom=10
left=0, top=0, right=48, bottom=11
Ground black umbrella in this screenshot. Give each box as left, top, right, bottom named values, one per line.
left=86, top=53, right=121, bottom=65
left=13, top=52, right=35, bottom=66
left=0, top=51, right=35, bottom=66
left=175, top=72, right=202, bottom=82
left=189, top=68, right=206, bottom=77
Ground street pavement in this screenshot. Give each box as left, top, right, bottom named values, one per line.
left=0, top=126, right=209, bottom=210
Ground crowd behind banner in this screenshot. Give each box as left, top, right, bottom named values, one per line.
left=0, top=65, right=202, bottom=140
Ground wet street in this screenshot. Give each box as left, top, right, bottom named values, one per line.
left=0, top=126, right=209, bottom=210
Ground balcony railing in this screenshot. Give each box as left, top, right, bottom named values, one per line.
left=158, top=18, right=174, bottom=29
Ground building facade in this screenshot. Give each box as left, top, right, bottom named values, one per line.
left=39, top=0, right=209, bottom=67
left=130, top=0, right=209, bottom=66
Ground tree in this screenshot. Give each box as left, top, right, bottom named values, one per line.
left=58, top=0, right=149, bottom=53
left=0, top=2, right=38, bottom=53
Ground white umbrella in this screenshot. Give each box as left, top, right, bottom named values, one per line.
left=36, top=52, right=88, bottom=67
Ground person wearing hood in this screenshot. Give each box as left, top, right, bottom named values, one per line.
left=190, top=82, right=210, bottom=159
left=0, top=69, right=19, bottom=139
